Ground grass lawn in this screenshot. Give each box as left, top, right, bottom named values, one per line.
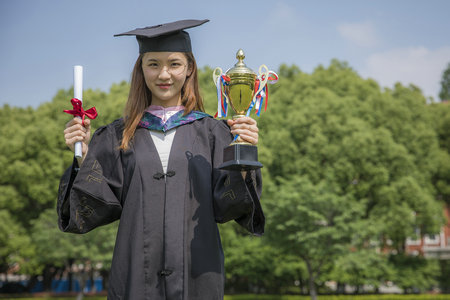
left=2, top=294, right=450, bottom=300
left=223, top=295, right=450, bottom=300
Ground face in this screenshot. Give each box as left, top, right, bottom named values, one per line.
left=141, top=52, right=192, bottom=107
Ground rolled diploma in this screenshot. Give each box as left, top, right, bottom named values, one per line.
left=73, top=65, right=83, bottom=158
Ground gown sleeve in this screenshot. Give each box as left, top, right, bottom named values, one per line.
left=57, top=122, right=124, bottom=234
left=211, top=121, right=265, bottom=236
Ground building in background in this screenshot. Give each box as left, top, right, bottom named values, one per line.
left=406, top=204, right=450, bottom=259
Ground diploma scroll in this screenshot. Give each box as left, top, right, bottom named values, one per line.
left=73, top=65, right=83, bottom=159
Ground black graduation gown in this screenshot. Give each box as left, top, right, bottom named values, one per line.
left=57, top=117, right=264, bottom=300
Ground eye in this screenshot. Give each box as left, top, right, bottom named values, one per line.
left=171, top=62, right=182, bottom=67
left=147, top=62, right=159, bottom=68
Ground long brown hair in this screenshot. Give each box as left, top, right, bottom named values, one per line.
left=120, top=52, right=204, bottom=150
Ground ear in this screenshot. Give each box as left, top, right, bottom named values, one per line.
left=187, top=63, right=193, bottom=77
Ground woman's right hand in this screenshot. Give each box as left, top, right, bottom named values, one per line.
left=64, top=117, right=91, bottom=165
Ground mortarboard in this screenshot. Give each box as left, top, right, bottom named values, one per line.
left=114, top=19, right=209, bottom=53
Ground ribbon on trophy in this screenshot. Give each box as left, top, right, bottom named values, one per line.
left=214, top=74, right=231, bottom=118
left=247, top=71, right=278, bottom=117
left=213, top=68, right=278, bottom=118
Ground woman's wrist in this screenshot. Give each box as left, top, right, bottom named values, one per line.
left=76, top=149, right=88, bottom=167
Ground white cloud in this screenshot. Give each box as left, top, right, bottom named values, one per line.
left=337, top=21, right=380, bottom=48
left=361, top=46, right=450, bottom=100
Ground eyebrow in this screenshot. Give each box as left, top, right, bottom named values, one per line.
left=144, top=58, right=183, bottom=62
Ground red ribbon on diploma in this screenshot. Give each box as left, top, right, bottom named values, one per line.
left=64, top=98, right=98, bottom=125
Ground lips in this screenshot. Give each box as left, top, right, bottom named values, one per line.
left=157, top=83, right=172, bottom=89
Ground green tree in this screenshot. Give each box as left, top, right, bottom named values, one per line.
left=30, top=208, right=118, bottom=296
left=220, top=222, right=306, bottom=294
left=0, top=210, right=35, bottom=276
left=258, top=60, right=443, bottom=298
left=265, top=177, right=364, bottom=299
left=0, top=85, right=127, bottom=292
left=331, top=249, right=394, bottom=292
left=389, top=254, right=439, bottom=293
left=439, top=62, right=450, bottom=101
left=427, top=101, right=450, bottom=204
left=198, top=66, right=218, bottom=116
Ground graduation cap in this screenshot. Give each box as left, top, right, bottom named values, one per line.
left=114, top=19, right=209, bottom=53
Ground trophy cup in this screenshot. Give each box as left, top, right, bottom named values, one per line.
left=213, top=49, right=277, bottom=171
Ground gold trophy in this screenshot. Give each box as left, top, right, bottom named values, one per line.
left=213, top=49, right=275, bottom=171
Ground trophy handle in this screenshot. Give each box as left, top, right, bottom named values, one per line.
left=213, top=67, right=223, bottom=85
left=253, top=64, right=269, bottom=102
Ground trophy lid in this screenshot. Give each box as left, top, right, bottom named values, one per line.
left=226, top=49, right=256, bottom=76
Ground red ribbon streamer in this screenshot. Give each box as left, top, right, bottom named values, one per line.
left=64, top=98, right=98, bottom=125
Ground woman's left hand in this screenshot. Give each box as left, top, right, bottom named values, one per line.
left=227, top=117, right=259, bottom=145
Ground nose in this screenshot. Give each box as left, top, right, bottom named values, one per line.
left=158, top=66, right=171, bottom=79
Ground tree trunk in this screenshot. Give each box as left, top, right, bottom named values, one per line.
left=337, top=282, right=345, bottom=294
left=76, top=267, right=87, bottom=300
left=76, top=292, right=84, bottom=300
left=305, top=259, right=318, bottom=300
left=42, top=265, right=57, bottom=292
left=308, top=278, right=317, bottom=300
left=26, top=275, right=38, bottom=292
left=89, top=266, right=95, bottom=292
left=100, top=269, right=109, bottom=292
left=68, top=258, right=75, bottom=292
left=299, top=278, right=305, bottom=295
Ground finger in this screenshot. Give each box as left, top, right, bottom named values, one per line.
left=65, top=117, right=90, bottom=129
left=83, top=119, right=91, bottom=130
left=64, top=123, right=87, bottom=135
left=231, top=123, right=259, bottom=132
left=65, top=136, right=86, bottom=150
left=236, top=134, right=258, bottom=145
left=232, top=131, right=258, bottom=145
left=233, top=117, right=257, bottom=125
left=66, top=135, right=86, bottom=144
left=65, top=130, right=87, bottom=140
left=231, top=128, right=258, bottom=138
left=71, top=117, right=84, bottom=125
left=65, top=118, right=79, bottom=128
left=66, top=123, right=87, bottom=133
left=231, top=118, right=258, bottom=133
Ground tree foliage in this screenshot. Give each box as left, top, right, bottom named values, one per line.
left=257, top=60, right=447, bottom=296
left=439, top=62, right=450, bottom=101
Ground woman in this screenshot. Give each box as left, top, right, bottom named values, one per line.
left=58, top=19, right=264, bottom=300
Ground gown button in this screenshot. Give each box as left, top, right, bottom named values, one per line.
left=159, top=269, right=173, bottom=276
left=153, top=173, right=165, bottom=180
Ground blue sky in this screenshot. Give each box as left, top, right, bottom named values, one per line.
left=1, top=0, right=450, bottom=107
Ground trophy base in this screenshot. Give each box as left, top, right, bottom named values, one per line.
left=219, top=144, right=263, bottom=171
